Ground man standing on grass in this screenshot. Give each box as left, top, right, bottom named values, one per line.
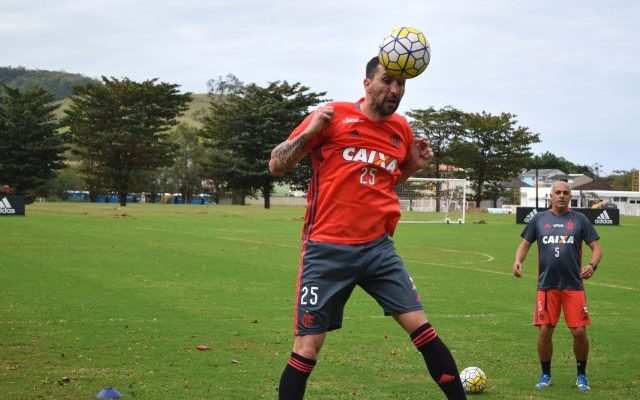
left=512, top=181, right=602, bottom=392
left=269, top=56, right=466, bottom=399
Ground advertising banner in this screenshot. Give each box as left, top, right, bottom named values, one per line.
left=516, top=207, right=619, bottom=225
left=0, top=196, right=26, bottom=216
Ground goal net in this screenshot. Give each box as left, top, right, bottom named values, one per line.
left=395, top=178, right=468, bottom=224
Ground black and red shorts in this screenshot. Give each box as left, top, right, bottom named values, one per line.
left=293, top=234, right=423, bottom=336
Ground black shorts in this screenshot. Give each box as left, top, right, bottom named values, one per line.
left=293, top=234, right=423, bottom=336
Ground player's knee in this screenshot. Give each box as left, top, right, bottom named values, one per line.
left=294, top=348, right=317, bottom=360
left=393, top=310, right=428, bottom=334
left=292, top=335, right=325, bottom=360
left=570, top=326, right=587, bottom=339
left=538, top=325, right=555, bottom=338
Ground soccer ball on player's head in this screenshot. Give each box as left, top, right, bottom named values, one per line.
left=460, top=366, right=487, bottom=394
left=378, top=26, right=431, bottom=79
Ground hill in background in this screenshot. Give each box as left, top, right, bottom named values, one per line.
left=0, top=66, right=210, bottom=125
left=52, top=93, right=210, bottom=127
left=0, top=66, right=100, bottom=100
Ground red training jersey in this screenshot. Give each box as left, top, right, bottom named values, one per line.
left=289, top=99, right=415, bottom=244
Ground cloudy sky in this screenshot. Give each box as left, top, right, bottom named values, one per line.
left=2, top=0, right=638, bottom=174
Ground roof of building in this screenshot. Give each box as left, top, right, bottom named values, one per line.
left=574, top=181, right=613, bottom=190
left=503, top=179, right=533, bottom=189
left=521, top=169, right=566, bottom=178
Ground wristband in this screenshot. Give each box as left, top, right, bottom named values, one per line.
left=589, top=262, right=598, bottom=271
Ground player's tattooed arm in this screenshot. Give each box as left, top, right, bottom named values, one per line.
left=269, top=105, right=334, bottom=176
left=269, top=134, right=312, bottom=176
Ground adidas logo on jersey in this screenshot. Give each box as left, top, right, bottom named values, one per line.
left=0, top=197, right=16, bottom=214
left=524, top=209, right=538, bottom=223
left=594, top=210, right=613, bottom=225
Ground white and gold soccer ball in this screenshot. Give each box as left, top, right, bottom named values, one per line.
left=460, top=366, right=487, bottom=394
left=378, top=26, right=431, bottom=79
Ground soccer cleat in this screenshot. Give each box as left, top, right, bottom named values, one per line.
left=535, top=374, right=552, bottom=390
left=576, top=374, right=590, bottom=392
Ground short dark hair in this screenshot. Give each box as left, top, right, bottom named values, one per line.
left=366, top=56, right=380, bottom=79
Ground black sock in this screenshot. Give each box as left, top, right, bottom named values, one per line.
left=576, top=359, right=587, bottom=375
left=411, top=323, right=467, bottom=400
left=278, top=352, right=316, bottom=400
left=541, top=360, right=551, bottom=376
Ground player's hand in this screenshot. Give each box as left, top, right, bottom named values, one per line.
left=410, top=137, right=434, bottom=169
left=305, top=105, right=334, bottom=136
left=580, top=264, right=595, bottom=279
left=512, top=261, right=522, bottom=278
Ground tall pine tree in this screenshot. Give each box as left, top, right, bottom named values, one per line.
left=200, top=76, right=325, bottom=208
left=0, top=85, right=65, bottom=199
left=64, top=77, right=191, bottom=206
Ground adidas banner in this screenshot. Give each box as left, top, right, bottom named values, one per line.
left=516, top=207, right=619, bottom=225
left=0, top=196, right=26, bottom=216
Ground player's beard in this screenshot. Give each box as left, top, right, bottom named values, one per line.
left=376, top=96, right=400, bottom=117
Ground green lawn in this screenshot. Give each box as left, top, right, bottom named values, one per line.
left=1, top=203, right=638, bottom=399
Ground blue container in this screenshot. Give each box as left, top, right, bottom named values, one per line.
left=96, top=387, right=121, bottom=398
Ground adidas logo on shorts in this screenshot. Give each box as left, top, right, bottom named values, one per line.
left=594, top=210, right=613, bottom=225
left=524, top=209, right=538, bottom=223
left=0, top=197, right=16, bottom=214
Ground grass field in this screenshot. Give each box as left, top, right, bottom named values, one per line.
left=1, top=203, right=639, bottom=399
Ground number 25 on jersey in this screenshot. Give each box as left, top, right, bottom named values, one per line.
left=360, top=167, right=377, bottom=185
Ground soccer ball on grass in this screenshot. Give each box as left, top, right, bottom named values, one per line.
left=460, top=366, right=487, bottom=394
left=378, top=26, right=431, bottom=79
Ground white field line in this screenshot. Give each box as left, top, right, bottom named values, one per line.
left=212, top=235, right=299, bottom=249
left=406, top=249, right=638, bottom=292
left=141, top=227, right=639, bottom=292
left=139, top=226, right=300, bottom=249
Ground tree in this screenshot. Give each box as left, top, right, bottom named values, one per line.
left=43, top=163, right=86, bottom=200
left=0, top=85, right=66, bottom=198
left=406, top=106, right=466, bottom=178
left=64, top=77, right=191, bottom=206
left=200, top=76, right=325, bottom=208
left=529, top=151, right=591, bottom=175
left=406, top=106, right=466, bottom=211
left=452, top=111, right=540, bottom=207
left=170, top=123, right=207, bottom=203
left=601, top=169, right=638, bottom=191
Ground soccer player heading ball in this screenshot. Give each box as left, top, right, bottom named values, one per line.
left=269, top=56, right=466, bottom=399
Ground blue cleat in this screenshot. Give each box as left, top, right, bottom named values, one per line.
left=576, top=374, right=590, bottom=392
left=535, top=374, right=552, bottom=390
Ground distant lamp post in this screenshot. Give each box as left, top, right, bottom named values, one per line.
left=535, top=168, right=539, bottom=209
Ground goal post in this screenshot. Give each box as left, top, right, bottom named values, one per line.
left=395, top=178, right=468, bottom=224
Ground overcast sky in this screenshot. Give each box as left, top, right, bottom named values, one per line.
left=2, top=0, right=638, bottom=174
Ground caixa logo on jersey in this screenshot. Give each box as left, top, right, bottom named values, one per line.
left=342, top=147, right=399, bottom=173
left=0, top=196, right=26, bottom=216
